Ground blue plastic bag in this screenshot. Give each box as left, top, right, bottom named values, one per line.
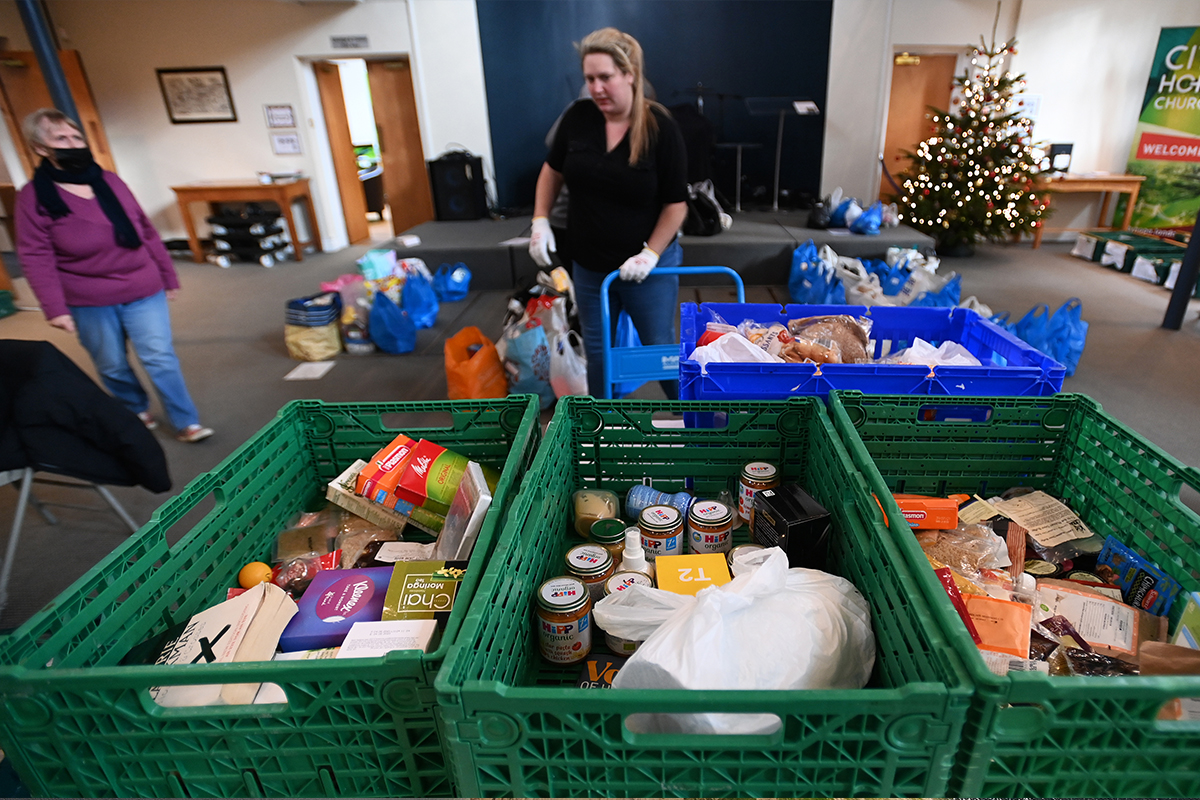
left=910, top=273, right=962, bottom=308
left=829, top=198, right=860, bottom=228
left=1013, top=303, right=1052, bottom=354
left=849, top=201, right=884, bottom=235
left=368, top=292, right=416, bottom=354
left=863, top=258, right=909, bottom=296
left=433, top=262, right=471, bottom=302
left=989, top=311, right=1016, bottom=334
left=402, top=270, right=439, bottom=329
left=789, top=241, right=829, bottom=304
left=613, top=310, right=648, bottom=397
left=504, top=323, right=556, bottom=409
left=1046, top=297, right=1088, bottom=376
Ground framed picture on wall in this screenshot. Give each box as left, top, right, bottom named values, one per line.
left=264, top=104, right=296, bottom=128
left=156, top=67, right=237, bottom=123
left=270, top=132, right=303, bottom=155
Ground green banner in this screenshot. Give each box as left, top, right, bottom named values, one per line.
left=1126, top=26, right=1200, bottom=236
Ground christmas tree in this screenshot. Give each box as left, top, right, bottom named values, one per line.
left=894, top=35, right=1047, bottom=255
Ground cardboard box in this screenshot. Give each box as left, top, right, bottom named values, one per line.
left=753, top=484, right=831, bottom=569
left=355, top=433, right=417, bottom=507
left=326, top=460, right=441, bottom=536
left=382, top=560, right=468, bottom=625
left=655, top=553, right=731, bottom=596
left=893, top=494, right=958, bottom=530
left=394, top=439, right=470, bottom=517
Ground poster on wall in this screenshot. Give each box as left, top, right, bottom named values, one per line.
left=1125, top=27, right=1200, bottom=237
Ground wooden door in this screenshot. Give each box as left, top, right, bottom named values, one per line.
left=366, top=59, right=433, bottom=234
left=314, top=61, right=370, bottom=244
left=880, top=54, right=957, bottom=201
left=0, top=50, right=116, bottom=177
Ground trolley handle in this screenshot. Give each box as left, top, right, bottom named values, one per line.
left=598, top=266, right=746, bottom=342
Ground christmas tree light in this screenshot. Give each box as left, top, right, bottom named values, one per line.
left=891, top=34, right=1048, bottom=254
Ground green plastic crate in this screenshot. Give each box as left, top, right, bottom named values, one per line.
left=0, top=396, right=540, bottom=799
left=828, top=391, right=1200, bottom=798
left=435, top=397, right=972, bottom=798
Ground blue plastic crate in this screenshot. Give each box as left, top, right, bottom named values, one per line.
left=679, top=303, right=1065, bottom=402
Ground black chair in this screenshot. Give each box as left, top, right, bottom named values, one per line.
left=0, top=340, right=171, bottom=616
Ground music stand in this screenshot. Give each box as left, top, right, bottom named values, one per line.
left=744, top=97, right=820, bottom=211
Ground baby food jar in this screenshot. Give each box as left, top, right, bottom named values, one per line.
left=535, top=576, right=592, bottom=664
left=638, top=504, right=684, bottom=561
left=738, top=461, right=779, bottom=525
left=601, top=571, right=655, bottom=655
left=572, top=489, right=619, bottom=538
left=565, top=544, right=615, bottom=603
left=688, top=499, right=734, bottom=555
left=589, top=518, right=627, bottom=569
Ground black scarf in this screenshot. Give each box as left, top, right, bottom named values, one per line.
left=32, top=157, right=142, bottom=249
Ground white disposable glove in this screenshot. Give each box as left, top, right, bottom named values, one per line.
left=618, top=246, right=659, bottom=283
left=529, top=216, right=557, bottom=268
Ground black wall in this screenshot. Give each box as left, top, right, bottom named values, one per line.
left=476, top=0, right=832, bottom=211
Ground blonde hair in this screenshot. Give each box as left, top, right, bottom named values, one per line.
left=23, top=108, right=83, bottom=150
left=577, top=27, right=664, bottom=166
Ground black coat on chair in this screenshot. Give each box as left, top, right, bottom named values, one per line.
left=0, top=339, right=171, bottom=493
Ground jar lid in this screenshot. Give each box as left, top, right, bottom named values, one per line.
left=741, top=461, right=778, bottom=482
left=565, top=544, right=612, bottom=577
left=604, top=570, right=654, bottom=596
left=727, top=542, right=765, bottom=566
left=1064, top=570, right=1103, bottom=584
left=689, top=499, right=733, bottom=528
left=639, top=504, right=682, bottom=532
left=537, top=576, right=590, bottom=613
left=590, top=518, right=628, bottom=544
left=1024, top=558, right=1059, bottom=577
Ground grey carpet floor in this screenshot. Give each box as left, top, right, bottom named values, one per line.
left=0, top=237, right=1197, bottom=630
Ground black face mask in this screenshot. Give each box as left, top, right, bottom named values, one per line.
left=52, top=147, right=95, bottom=174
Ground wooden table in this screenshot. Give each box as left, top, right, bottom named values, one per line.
left=171, top=178, right=322, bottom=262
left=1032, top=173, right=1146, bottom=248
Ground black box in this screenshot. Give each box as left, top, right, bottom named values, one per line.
left=752, top=483, right=831, bottom=570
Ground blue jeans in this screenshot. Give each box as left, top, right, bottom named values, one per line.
left=70, top=291, right=201, bottom=430
left=574, top=238, right=682, bottom=399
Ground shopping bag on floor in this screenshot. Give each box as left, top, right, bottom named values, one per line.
left=613, top=310, right=647, bottom=397
left=1013, top=303, right=1052, bottom=355
left=789, top=240, right=832, bottom=304
left=503, top=322, right=556, bottom=409
left=401, top=269, right=439, bottom=329
left=445, top=326, right=507, bottom=399
left=369, top=292, right=417, bottom=354
left=433, top=262, right=472, bottom=302
left=549, top=330, right=588, bottom=398
left=1046, top=297, right=1088, bottom=376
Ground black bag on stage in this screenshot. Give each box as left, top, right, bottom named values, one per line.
left=683, top=179, right=723, bottom=237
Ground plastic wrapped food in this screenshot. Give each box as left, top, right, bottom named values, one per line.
left=335, top=515, right=401, bottom=569
left=1047, top=646, right=1139, bottom=677
left=786, top=315, right=872, bottom=363
left=779, top=335, right=841, bottom=364
left=917, top=523, right=1011, bottom=576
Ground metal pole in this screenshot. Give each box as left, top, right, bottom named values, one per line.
left=1162, top=206, right=1200, bottom=330
left=773, top=109, right=785, bottom=211
left=15, top=0, right=79, bottom=123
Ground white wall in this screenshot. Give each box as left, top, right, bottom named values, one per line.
left=0, top=0, right=495, bottom=250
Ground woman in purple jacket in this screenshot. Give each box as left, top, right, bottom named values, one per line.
left=16, top=109, right=212, bottom=443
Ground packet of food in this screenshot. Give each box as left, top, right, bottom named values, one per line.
left=964, top=593, right=1033, bottom=658
left=1035, top=580, right=1168, bottom=664
left=785, top=314, right=872, bottom=363
left=934, top=566, right=982, bottom=644
left=778, top=335, right=841, bottom=364
left=1047, top=646, right=1139, bottom=677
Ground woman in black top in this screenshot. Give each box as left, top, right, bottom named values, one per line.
left=530, top=27, right=688, bottom=398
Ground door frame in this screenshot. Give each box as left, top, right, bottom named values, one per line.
left=306, top=53, right=432, bottom=249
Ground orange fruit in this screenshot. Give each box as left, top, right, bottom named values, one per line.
left=238, top=561, right=273, bottom=589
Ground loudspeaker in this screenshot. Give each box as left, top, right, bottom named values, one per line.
left=428, top=152, right=488, bottom=221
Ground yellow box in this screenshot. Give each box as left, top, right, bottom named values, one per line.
left=654, top=553, right=732, bottom=596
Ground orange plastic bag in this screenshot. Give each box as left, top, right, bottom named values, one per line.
left=444, top=326, right=507, bottom=399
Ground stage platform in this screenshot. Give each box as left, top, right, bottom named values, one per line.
left=393, top=210, right=935, bottom=290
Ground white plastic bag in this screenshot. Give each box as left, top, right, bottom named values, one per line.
left=689, top=332, right=784, bottom=373
left=549, top=330, right=588, bottom=397
left=608, top=548, right=876, bottom=735
left=885, top=337, right=982, bottom=367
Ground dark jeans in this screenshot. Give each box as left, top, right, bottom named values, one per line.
left=573, top=239, right=682, bottom=399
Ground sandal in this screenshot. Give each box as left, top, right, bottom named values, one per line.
left=176, top=424, right=214, bottom=443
